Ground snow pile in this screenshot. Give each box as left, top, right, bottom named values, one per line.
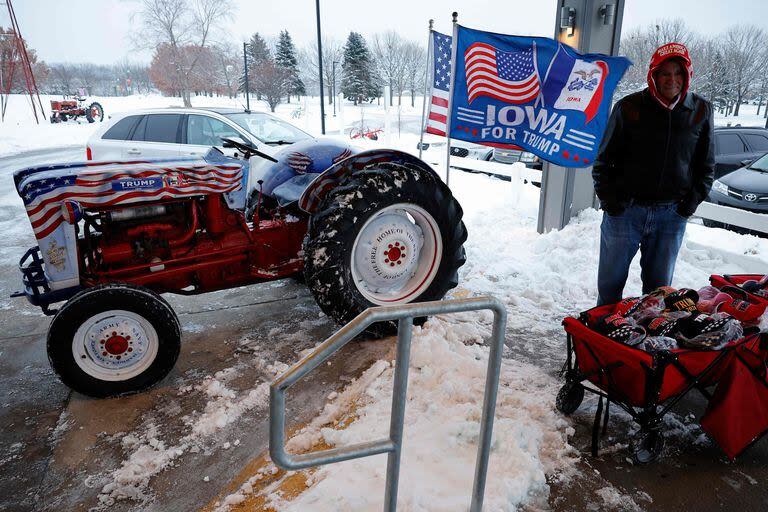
left=245, top=316, right=579, bottom=512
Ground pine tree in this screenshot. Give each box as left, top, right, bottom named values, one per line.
left=275, top=30, right=305, bottom=103
left=240, top=33, right=272, bottom=99
left=341, top=32, right=380, bottom=105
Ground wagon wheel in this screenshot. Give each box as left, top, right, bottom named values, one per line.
left=47, top=283, right=181, bottom=397
left=556, top=380, right=584, bottom=415
left=86, top=102, right=104, bottom=123
left=632, top=429, right=665, bottom=464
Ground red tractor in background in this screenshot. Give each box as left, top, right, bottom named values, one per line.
left=50, top=96, right=104, bottom=123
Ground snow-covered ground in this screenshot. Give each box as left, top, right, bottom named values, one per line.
left=1, top=93, right=767, bottom=511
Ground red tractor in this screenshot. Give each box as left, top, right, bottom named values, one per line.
left=50, top=96, right=104, bottom=123
left=12, top=137, right=466, bottom=397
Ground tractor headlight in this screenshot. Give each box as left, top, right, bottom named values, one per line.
left=712, top=180, right=729, bottom=196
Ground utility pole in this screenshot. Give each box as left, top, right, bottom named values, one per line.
left=315, top=0, right=326, bottom=134
left=242, top=42, right=250, bottom=112
left=332, top=60, right=338, bottom=117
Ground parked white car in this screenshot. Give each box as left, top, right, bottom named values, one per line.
left=86, top=108, right=312, bottom=161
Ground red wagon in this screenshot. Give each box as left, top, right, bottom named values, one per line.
left=558, top=299, right=766, bottom=463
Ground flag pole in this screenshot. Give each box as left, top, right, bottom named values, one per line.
left=444, top=12, right=459, bottom=186
left=418, top=19, right=434, bottom=161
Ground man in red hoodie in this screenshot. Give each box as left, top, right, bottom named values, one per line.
left=592, top=43, right=714, bottom=305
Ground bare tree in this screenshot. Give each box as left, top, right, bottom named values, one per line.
left=212, top=42, right=241, bottom=98
left=252, top=60, right=291, bottom=112
left=298, top=36, right=343, bottom=104
left=723, top=25, right=767, bottom=116
left=402, top=41, right=425, bottom=108
left=49, top=63, right=77, bottom=94
left=132, top=0, right=233, bottom=106
left=371, top=31, right=408, bottom=106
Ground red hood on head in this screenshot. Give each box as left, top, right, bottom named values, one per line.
left=647, top=42, right=692, bottom=109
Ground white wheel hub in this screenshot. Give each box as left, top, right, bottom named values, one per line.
left=72, top=310, right=159, bottom=381
left=352, top=203, right=442, bottom=305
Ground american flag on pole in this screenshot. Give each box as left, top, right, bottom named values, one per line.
left=425, top=30, right=453, bottom=137
left=16, top=160, right=243, bottom=240
left=464, top=42, right=540, bottom=104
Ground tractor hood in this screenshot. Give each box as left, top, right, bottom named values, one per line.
left=247, top=138, right=356, bottom=206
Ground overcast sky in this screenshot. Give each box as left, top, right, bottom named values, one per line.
left=9, top=0, right=768, bottom=65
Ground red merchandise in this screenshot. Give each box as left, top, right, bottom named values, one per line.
left=710, top=275, right=768, bottom=324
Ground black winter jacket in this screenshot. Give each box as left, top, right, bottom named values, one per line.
left=592, top=89, right=715, bottom=217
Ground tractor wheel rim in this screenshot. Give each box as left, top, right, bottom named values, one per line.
left=351, top=203, right=442, bottom=305
left=91, top=107, right=100, bottom=119
left=72, top=310, right=159, bottom=381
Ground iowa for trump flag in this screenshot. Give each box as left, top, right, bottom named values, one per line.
left=449, top=26, right=630, bottom=168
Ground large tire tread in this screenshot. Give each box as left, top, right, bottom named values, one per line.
left=304, top=163, right=467, bottom=336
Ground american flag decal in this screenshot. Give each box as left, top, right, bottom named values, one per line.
left=286, top=152, right=313, bottom=174
left=17, top=160, right=243, bottom=240
left=464, top=42, right=540, bottom=105
left=332, top=148, right=353, bottom=164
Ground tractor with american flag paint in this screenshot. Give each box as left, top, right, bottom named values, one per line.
left=12, top=136, right=466, bottom=397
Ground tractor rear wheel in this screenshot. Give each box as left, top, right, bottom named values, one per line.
left=47, top=283, right=181, bottom=397
left=304, top=163, right=467, bottom=336
left=86, top=102, right=104, bottom=123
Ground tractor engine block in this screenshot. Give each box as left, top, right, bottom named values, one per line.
left=80, top=194, right=308, bottom=294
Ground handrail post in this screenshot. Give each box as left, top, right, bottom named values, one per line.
left=470, top=304, right=507, bottom=512
left=383, top=317, right=414, bottom=511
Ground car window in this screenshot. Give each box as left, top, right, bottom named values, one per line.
left=140, top=114, right=181, bottom=143
left=224, top=112, right=310, bottom=144
left=716, top=133, right=747, bottom=154
left=744, top=134, right=768, bottom=152
left=102, top=116, right=140, bottom=140
left=187, top=115, right=241, bottom=146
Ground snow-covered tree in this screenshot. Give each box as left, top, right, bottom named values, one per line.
left=341, top=32, right=379, bottom=105
left=275, top=30, right=304, bottom=103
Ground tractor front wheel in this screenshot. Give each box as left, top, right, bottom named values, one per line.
left=304, top=163, right=467, bottom=335
left=47, top=283, right=181, bottom=397
left=86, top=102, right=104, bottom=123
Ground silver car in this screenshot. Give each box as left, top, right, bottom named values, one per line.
left=86, top=108, right=312, bottom=161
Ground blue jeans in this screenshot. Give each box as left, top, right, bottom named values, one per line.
left=597, top=203, right=688, bottom=306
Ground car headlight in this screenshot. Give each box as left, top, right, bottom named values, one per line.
left=712, top=180, right=728, bottom=195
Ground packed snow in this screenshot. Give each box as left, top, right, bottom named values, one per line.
left=1, top=93, right=767, bottom=510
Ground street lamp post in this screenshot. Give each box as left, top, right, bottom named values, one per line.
left=316, top=0, right=326, bottom=134
left=332, top=60, right=339, bottom=117
left=243, top=42, right=250, bottom=112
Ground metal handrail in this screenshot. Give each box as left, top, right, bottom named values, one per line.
left=270, top=296, right=508, bottom=512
